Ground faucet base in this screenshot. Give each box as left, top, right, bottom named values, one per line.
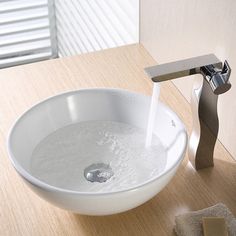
left=189, top=77, right=219, bottom=170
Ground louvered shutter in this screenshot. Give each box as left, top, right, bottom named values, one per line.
left=0, top=0, right=57, bottom=69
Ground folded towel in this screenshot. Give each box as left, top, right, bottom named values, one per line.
left=174, top=203, right=236, bottom=236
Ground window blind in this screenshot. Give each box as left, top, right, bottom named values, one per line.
left=0, top=0, right=57, bottom=69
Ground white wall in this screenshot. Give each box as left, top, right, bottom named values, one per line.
left=140, top=0, right=236, bottom=160
left=55, top=0, right=139, bottom=57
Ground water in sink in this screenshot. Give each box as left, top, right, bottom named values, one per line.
left=30, top=120, right=167, bottom=193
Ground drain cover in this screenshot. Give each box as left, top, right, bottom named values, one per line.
left=84, top=163, right=114, bottom=183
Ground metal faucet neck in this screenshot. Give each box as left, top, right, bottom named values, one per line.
left=145, top=54, right=231, bottom=95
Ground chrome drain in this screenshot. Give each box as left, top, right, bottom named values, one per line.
left=84, top=163, right=114, bottom=183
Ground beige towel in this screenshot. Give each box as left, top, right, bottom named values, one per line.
left=174, top=203, right=236, bottom=236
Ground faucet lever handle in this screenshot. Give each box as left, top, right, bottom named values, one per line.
left=221, top=60, right=231, bottom=82
left=208, top=60, right=232, bottom=95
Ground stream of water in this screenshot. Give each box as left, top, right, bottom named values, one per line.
left=145, top=83, right=160, bottom=147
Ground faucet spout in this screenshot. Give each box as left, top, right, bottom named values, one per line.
left=144, top=54, right=232, bottom=170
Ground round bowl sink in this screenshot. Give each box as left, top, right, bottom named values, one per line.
left=7, top=88, right=187, bottom=215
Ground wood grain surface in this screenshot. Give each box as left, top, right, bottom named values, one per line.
left=0, top=44, right=235, bottom=236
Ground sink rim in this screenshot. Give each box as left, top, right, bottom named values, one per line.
left=7, top=88, right=187, bottom=196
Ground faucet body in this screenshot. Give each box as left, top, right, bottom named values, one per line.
left=145, top=54, right=231, bottom=170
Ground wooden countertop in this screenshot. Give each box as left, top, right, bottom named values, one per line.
left=0, top=44, right=235, bottom=236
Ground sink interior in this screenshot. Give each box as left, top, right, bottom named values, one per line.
left=30, top=120, right=167, bottom=193
left=9, top=89, right=187, bottom=194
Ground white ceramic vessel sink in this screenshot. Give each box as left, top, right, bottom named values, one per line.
left=7, top=88, right=187, bottom=215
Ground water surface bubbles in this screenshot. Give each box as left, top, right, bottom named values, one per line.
left=30, top=121, right=167, bottom=193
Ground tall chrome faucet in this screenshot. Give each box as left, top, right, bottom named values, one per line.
left=144, top=54, right=231, bottom=170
